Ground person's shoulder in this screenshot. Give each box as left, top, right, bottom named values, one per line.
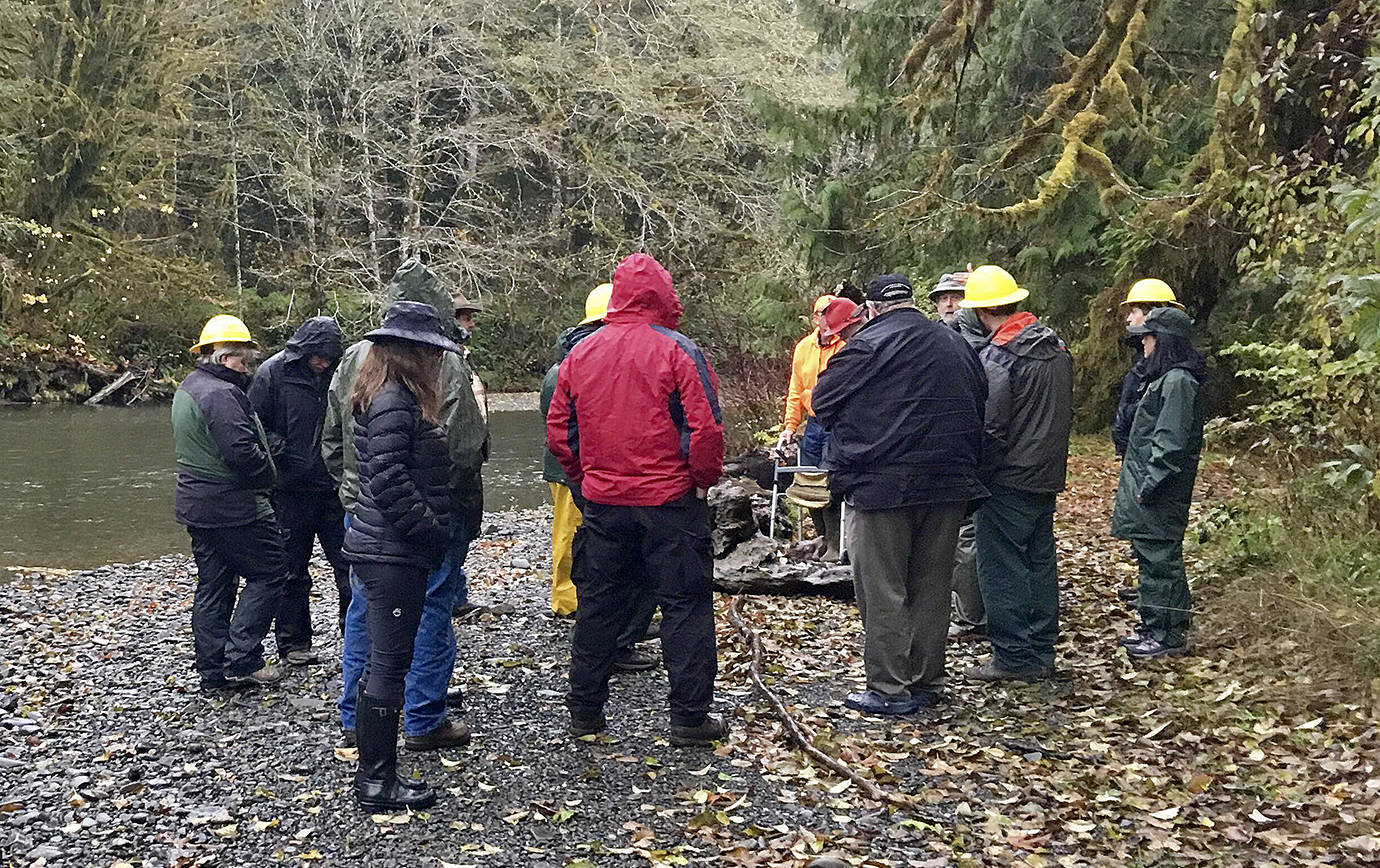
left=648, top=324, right=707, bottom=359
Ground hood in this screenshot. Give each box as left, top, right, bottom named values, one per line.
left=386, top=258, right=459, bottom=339
left=1171, top=353, right=1208, bottom=383
left=952, top=307, right=989, bottom=349
left=285, top=316, right=343, bottom=363
left=553, top=322, right=601, bottom=363
left=992, top=313, right=1065, bottom=360
left=605, top=253, right=682, bottom=329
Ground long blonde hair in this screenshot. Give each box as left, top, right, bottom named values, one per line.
left=350, top=339, right=444, bottom=423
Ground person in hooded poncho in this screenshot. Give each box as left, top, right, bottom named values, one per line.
left=1111, top=306, right=1206, bottom=659
left=249, top=316, right=346, bottom=665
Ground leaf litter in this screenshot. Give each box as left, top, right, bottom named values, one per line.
left=0, top=453, right=1378, bottom=865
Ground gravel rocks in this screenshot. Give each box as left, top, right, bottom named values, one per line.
left=0, top=510, right=838, bottom=866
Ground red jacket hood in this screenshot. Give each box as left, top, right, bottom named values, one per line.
left=606, top=253, right=682, bottom=329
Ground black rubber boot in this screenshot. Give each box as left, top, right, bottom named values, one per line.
left=354, top=689, right=437, bottom=812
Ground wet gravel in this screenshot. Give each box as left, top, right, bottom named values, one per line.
left=0, top=510, right=850, bottom=867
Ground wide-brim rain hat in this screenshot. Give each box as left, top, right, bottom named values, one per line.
left=785, top=471, right=832, bottom=509
left=365, top=301, right=462, bottom=353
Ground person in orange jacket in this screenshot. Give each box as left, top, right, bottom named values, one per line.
left=776, top=293, right=855, bottom=560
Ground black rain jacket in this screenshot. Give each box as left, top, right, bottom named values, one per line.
left=248, top=317, right=343, bottom=491
left=812, top=307, right=988, bottom=509
left=343, top=384, right=454, bottom=570
left=978, top=315, right=1075, bottom=494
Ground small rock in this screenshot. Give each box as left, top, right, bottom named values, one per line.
left=27, top=845, right=61, bottom=860
left=510, top=557, right=532, bottom=570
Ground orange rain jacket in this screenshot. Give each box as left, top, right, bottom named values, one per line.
left=783, top=330, right=846, bottom=433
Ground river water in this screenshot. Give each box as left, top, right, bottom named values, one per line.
left=0, top=404, right=549, bottom=569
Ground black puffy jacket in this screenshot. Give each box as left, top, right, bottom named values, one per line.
left=540, top=322, right=601, bottom=486
left=343, top=384, right=453, bottom=570
left=812, top=307, right=989, bottom=509
left=248, top=317, right=343, bottom=491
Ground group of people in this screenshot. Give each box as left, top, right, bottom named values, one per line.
left=171, top=260, right=491, bottom=812
left=775, top=267, right=1204, bottom=715
left=170, top=249, right=1205, bottom=814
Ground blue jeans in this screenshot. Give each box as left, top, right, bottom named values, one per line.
left=798, top=417, right=830, bottom=469
left=338, top=517, right=473, bottom=736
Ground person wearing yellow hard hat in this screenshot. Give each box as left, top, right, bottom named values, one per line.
left=959, top=265, right=1075, bottom=685
left=1112, top=278, right=1185, bottom=460
left=539, top=282, right=661, bottom=670
left=777, top=291, right=850, bottom=561
left=172, top=313, right=290, bottom=691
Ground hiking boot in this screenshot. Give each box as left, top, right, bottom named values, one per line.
left=1126, top=637, right=1189, bottom=659
left=224, top=662, right=284, bottom=687
left=844, top=690, right=924, bottom=716
left=1117, top=625, right=1151, bottom=648
left=445, top=686, right=465, bottom=709
left=908, top=690, right=943, bottom=709
left=613, top=646, right=659, bottom=672
left=355, top=690, right=437, bottom=812
left=403, top=718, right=472, bottom=752
left=669, top=714, right=727, bottom=747
left=964, top=660, right=1047, bottom=684
left=284, top=648, right=320, bottom=666
left=947, top=622, right=987, bottom=642
left=568, top=711, right=607, bottom=738
left=1117, top=586, right=1139, bottom=603
left=337, top=729, right=356, bottom=749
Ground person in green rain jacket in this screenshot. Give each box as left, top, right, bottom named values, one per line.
left=1111, top=306, right=1206, bottom=659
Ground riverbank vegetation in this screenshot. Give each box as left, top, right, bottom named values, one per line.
left=1, top=2, right=1378, bottom=679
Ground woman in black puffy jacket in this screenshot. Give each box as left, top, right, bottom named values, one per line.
left=342, top=300, right=459, bottom=812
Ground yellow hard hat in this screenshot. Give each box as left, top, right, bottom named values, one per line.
left=959, top=265, right=1029, bottom=309
left=1121, top=278, right=1185, bottom=310
left=579, top=282, right=614, bottom=325
left=189, top=314, right=256, bottom=355
left=812, top=294, right=837, bottom=314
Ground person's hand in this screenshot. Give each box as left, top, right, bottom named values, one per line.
left=775, top=430, right=796, bottom=452
left=696, top=487, right=708, bottom=499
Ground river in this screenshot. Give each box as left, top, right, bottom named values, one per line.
left=0, top=404, right=549, bottom=569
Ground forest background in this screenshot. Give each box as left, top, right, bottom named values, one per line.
left=0, top=0, right=1378, bottom=683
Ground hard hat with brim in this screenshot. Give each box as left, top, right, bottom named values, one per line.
left=785, top=472, right=832, bottom=509
left=1120, top=278, right=1185, bottom=310
left=959, top=265, right=1029, bottom=308
left=1127, top=306, right=1193, bottom=339
left=579, top=283, right=614, bottom=325
left=365, top=301, right=463, bottom=353
left=189, top=314, right=256, bottom=355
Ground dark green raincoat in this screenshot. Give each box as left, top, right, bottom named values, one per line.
left=1111, top=367, right=1205, bottom=541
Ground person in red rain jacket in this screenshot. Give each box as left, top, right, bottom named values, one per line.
left=546, top=252, right=726, bottom=747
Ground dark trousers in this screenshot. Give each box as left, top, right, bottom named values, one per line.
left=848, top=501, right=965, bottom=696
left=273, top=490, right=350, bottom=652
left=188, top=517, right=290, bottom=682
left=1131, top=537, right=1191, bottom=646
left=975, top=484, right=1060, bottom=671
left=354, top=562, right=428, bottom=705
left=568, top=494, right=716, bottom=726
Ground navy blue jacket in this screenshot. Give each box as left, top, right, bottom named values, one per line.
left=248, top=317, right=343, bottom=491
left=343, top=384, right=453, bottom=570
left=812, top=307, right=988, bottom=509
left=1112, top=353, right=1149, bottom=457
